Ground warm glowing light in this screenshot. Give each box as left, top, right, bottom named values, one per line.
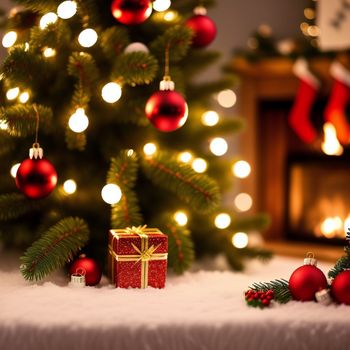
left=217, top=89, right=237, bottom=108
left=234, top=193, right=253, bottom=212
left=163, top=10, right=176, bottom=21
left=43, top=47, right=56, bottom=57
left=57, top=1, right=77, bottom=19
left=214, top=213, right=231, bottom=229
left=78, top=28, right=98, bottom=48
left=24, top=42, right=30, bottom=51
left=174, top=211, right=188, bottom=226
left=101, top=184, right=122, bottom=205
left=178, top=151, right=193, bottom=163
left=304, top=7, right=315, bottom=20
left=300, top=22, right=309, bottom=34
left=209, top=137, right=228, bottom=156
left=0, top=120, right=8, bottom=130
left=19, top=91, right=30, bottom=103
left=201, top=110, right=219, bottom=126
left=320, top=217, right=343, bottom=239
left=143, top=142, right=157, bottom=156
left=321, top=123, right=343, bottom=156
left=344, top=215, right=350, bottom=233
left=40, top=12, right=58, bottom=29
left=68, top=108, right=89, bottom=133
left=232, top=160, right=251, bottom=178
left=10, top=163, right=21, bottom=178
left=307, top=25, right=320, bottom=37
left=232, top=232, right=249, bottom=249
left=153, top=0, right=171, bottom=12
left=2, top=31, right=17, bottom=48
left=127, top=149, right=134, bottom=157
left=101, top=82, right=122, bottom=103
left=192, top=158, right=207, bottom=173
left=63, top=179, right=77, bottom=194
left=6, top=87, right=20, bottom=100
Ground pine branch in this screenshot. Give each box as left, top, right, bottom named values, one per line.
left=12, top=0, right=56, bottom=13
left=20, top=217, right=89, bottom=281
left=182, top=50, right=221, bottom=77
left=100, top=26, right=130, bottom=61
left=108, top=150, right=143, bottom=227
left=0, top=104, right=53, bottom=137
left=112, top=52, right=158, bottom=86
left=0, top=131, right=15, bottom=156
left=195, top=118, right=244, bottom=139
left=0, top=193, right=43, bottom=221
left=250, top=279, right=292, bottom=304
left=141, top=151, right=220, bottom=214
left=150, top=25, right=193, bottom=62
left=239, top=246, right=273, bottom=261
left=328, top=247, right=350, bottom=279
left=161, top=218, right=195, bottom=274
left=65, top=127, right=86, bottom=151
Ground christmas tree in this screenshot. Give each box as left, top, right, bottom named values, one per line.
left=0, top=0, right=270, bottom=282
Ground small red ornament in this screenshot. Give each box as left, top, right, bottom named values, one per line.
left=145, top=79, right=188, bottom=132
left=288, top=254, right=327, bottom=301
left=16, top=145, right=57, bottom=199
left=185, top=7, right=217, bottom=48
left=111, top=0, right=152, bottom=25
left=69, top=255, right=102, bottom=286
left=331, top=270, right=350, bottom=305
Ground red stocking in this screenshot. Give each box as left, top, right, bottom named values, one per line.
left=288, top=59, right=320, bottom=144
left=324, top=62, right=350, bottom=145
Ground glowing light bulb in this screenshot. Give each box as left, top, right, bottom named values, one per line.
left=214, top=213, right=231, bottom=229
left=40, top=12, right=58, bottom=29
left=57, top=1, right=77, bottom=19
left=210, top=137, right=228, bottom=156
left=321, top=123, right=343, bottom=156
left=127, top=149, right=134, bottom=157
left=68, top=108, right=89, bottom=133
left=24, top=42, right=30, bottom=51
left=192, top=158, right=207, bottom=173
left=63, top=179, right=77, bottom=194
left=143, top=142, right=157, bottom=156
left=43, top=47, right=56, bottom=58
left=234, top=193, right=253, bottom=212
left=217, top=89, right=237, bottom=108
left=232, top=160, right=251, bottom=178
left=163, top=10, right=176, bottom=21
left=201, top=111, right=219, bottom=126
left=6, top=87, right=20, bottom=100
left=178, top=151, right=193, bottom=163
left=10, top=163, right=21, bottom=178
left=19, top=91, right=30, bottom=103
left=0, top=120, right=8, bottom=130
left=78, top=28, right=98, bottom=48
left=174, top=211, right=188, bottom=226
left=101, top=82, right=122, bottom=103
left=101, top=184, right=122, bottom=204
left=153, top=0, right=171, bottom=12
left=2, top=31, right=17, bottom=48
left=232, top=232, right=248, bottom=249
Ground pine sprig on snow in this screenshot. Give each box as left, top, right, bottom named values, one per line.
left=20, top=217, right=89, bottom=281
left=250, top=279, right=292, bottom=304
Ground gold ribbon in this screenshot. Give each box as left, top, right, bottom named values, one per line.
left=109, top=225, right=167, bottom=288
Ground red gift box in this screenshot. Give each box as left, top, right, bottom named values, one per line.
left=108, top=226, right=168, bottom=288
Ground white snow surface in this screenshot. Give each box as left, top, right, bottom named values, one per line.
left=0, top=252, right=349, bottom=350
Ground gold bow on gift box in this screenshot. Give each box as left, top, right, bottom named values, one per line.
left=109, top=225, right=168, bottom=288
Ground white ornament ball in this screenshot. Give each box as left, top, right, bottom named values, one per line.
left=124, top=42, right=149, bottom=54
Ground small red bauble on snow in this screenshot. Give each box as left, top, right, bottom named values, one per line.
left=16, top=144, right=57, bottom=199
left=185, top=6, right=217, bottom=48
left=288, top=253, right=328, bottom=301
left=69, top=255, right=102, bottom=286
left=331, top=270, right=350, bottom=305
left=145, top=79, right=188, bottom=132
left=111, top=0, right=152, bottom=25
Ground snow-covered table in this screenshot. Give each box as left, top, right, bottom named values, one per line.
left=1, top=252, right=349, bottom=350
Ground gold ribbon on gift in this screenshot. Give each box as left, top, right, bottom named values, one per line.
left=109, top=225, right=167, bottom=288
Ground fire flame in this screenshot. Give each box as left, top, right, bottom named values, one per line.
left=317, top=214, right=350, bottom=239
left=321, top=123, right=343, bottom=156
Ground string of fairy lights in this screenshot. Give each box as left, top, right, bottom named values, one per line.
left=2, top=0, right=253, bottom=250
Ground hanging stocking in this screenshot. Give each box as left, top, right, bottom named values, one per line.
left=288, top=59, right=320, bottom=144
left=324, top=61, right=350, bottom=145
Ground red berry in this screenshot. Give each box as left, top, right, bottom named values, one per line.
left=262, top=299, right=270, bottom=306
left=266, top=295, right=273, bottom=301
left=247, top=297, right=254, bottom=302
left=266, top=290, right=274, bottom=297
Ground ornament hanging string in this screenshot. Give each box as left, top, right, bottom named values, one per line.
left=32, top=104, right=40, bottom=148
left=164, top=44, right=171, bottom=81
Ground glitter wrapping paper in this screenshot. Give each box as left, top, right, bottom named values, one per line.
left=108, top=228, right=168, bottom=288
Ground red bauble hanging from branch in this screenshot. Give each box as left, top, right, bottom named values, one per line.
left=185, top=6, right=217, bottom=48
left=16, top=144, right=58, bottom=199
left=288, top=253, right=328, bottom=301
left=111, top=0, right=152, bottom=25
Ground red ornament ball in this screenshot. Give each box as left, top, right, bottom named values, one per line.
left=16, top=158, right=57, bottom=199
left=111, top=0, right=152, bottom=25
left=331, top=270, right=350, bottom=305
left=289, top=265, right=327, bottom=301
left=185, top=14, right=217, bottom=48
left=69, top=256, right=102, bottom=286
left=145, top=90, right=188, bottom=132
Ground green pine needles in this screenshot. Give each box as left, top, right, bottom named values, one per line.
left=250, top=279, right=292, bottom=304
